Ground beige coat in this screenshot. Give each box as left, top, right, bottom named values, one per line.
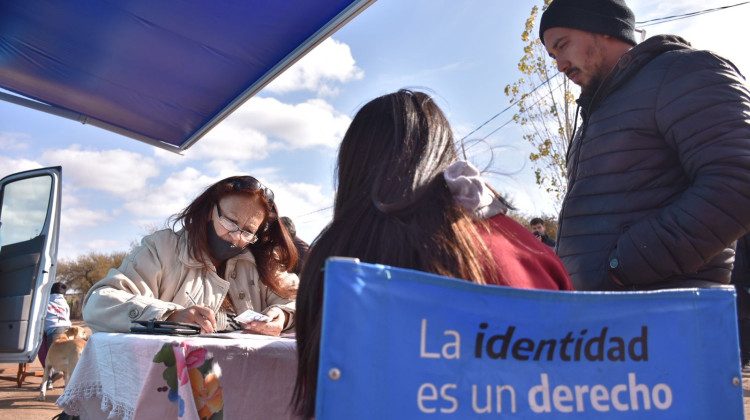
left=82, top=229, right=297, bottom=333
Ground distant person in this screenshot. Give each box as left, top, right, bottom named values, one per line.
left=530, top=217, right=555, bottom=247
left=83, top=175, right=298, bottom=336
left=38, top=282, right=72, bottom=386
left=292, top=89, right=573, bottom=418
left=540, top=0, right=750, bottom=290
left=280, top=216, right=310, bottom=275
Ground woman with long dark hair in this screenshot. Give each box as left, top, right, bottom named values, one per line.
left=293, top=89, right=571, bottom=417
left=83, top=175, right=298, bottom=336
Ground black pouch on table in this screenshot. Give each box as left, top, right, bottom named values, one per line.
left=130, top=319, right=201, bottom=336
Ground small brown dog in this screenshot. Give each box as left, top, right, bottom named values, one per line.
left=37, top=325, right=87, bottom=401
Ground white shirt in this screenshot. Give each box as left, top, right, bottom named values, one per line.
left=45, top=293, right=72, bottom=334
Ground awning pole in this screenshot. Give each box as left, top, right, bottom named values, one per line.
left=0, top=91, right=184, bottom=154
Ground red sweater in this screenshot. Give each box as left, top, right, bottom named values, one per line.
left=477, top=214, right=572, bottom=291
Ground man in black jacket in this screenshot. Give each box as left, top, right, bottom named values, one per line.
left=530, top=217, right=555, bottom=248
left=540, top=0, right=750, bottom=291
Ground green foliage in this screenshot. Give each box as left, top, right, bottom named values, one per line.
left=55, top=250, right=128, bottom=295
left=504, top=0, right=578, bottom=212
left=507, top=211, right=559, bottom=240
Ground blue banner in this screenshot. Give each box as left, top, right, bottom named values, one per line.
left=316, top=258, right=743, bottom=419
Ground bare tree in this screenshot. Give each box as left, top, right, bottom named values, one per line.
left=504, top=1, right=578, bottom=211
left=56, top=251, right=128, bottom=295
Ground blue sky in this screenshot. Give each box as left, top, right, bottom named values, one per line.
left=1, top=0, right=749, bottom=260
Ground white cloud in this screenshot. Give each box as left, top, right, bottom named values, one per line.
left=0, top=132, right=31, bottom=151
left=39, top=146, right=159, bottom=194
left=182, top=124, right=270, bottom=162
left=201, top=158, right=245, bottom=174
left=265, top=38, right=364, bottom=95
left=152, top=147, right=187, bottom=166
left=0, top=157, right=43, bottom=179
left=224, top=97, right=351, bottom=149
left=274, top=182, right=332, bottom=217
left=123, top=167, right=218, bottom=218
left=60, top=186, right=80, bottom=208
left=61, top=207, right=112, bottom=229
left=271, top=181, right=334, bottom=243
left=171, top=96, right=350, bottom=157
left=86, top=239, right=125, bottom=250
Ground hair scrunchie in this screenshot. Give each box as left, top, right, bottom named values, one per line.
left=444, top=160, right=506, bottom=219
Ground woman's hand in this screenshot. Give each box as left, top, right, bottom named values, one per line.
left=243, top=306, right=285, bottom=336
left=167, top=306, right=217, bottom=334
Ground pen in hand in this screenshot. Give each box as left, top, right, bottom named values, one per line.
left=183, top=291, right=215, bottom=333
left=185, top=291, right=198, bottom=306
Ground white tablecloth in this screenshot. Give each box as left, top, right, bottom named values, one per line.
left=57, top=332, right=301, bottom=420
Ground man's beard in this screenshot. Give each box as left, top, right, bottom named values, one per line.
left=581, top=74, right=602, bottom=97
left=580, top=41, right=612, bottom=97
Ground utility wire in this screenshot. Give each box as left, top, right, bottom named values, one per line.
left=464, top=2, right=749, bottom=140
left=303, top=3, right=749, bottom=227
left=294, top=205, right=333, bottom=220
left=463, top=74, right=569, bottom=151
left=486, top=79, right=568, bottom=140
left=298, top=74, right=566, bottom=226
left=636, top=2, right=749, bottom=27
left=461, top=71, right=567, bottom=148
left=457, top=75, right=555, bottom=144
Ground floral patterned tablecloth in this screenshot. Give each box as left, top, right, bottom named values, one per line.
left=57, top=332, right=301, bottom=420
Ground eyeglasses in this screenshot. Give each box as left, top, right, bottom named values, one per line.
left=230, top=176, right=274, bottom=205
left=216, top=203, right=258, bottom=244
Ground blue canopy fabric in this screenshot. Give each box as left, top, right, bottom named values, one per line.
left=0, top=0, right=375, bottom=152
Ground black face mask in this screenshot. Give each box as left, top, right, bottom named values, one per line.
left=206, top=221, right=246, bottom=261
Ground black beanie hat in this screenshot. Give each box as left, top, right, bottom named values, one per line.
left=539, top=0, right=637, bottom=46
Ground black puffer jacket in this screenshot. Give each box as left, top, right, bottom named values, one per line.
left=557, top=35, right=750, bottom=291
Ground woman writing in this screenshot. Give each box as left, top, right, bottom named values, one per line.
left=293, top=90, right=572, bottom=417
left=83, top=175, right=297, bottom=336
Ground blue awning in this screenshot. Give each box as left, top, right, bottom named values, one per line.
left=0, top=0, right=375, bottom=152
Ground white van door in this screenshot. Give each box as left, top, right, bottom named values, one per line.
left=0, top=166, right=61, bottom=363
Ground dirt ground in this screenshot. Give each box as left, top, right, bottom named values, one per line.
left=2, top=320, right=750, bottom=419
left=0, top=320, right=91, bottom=420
